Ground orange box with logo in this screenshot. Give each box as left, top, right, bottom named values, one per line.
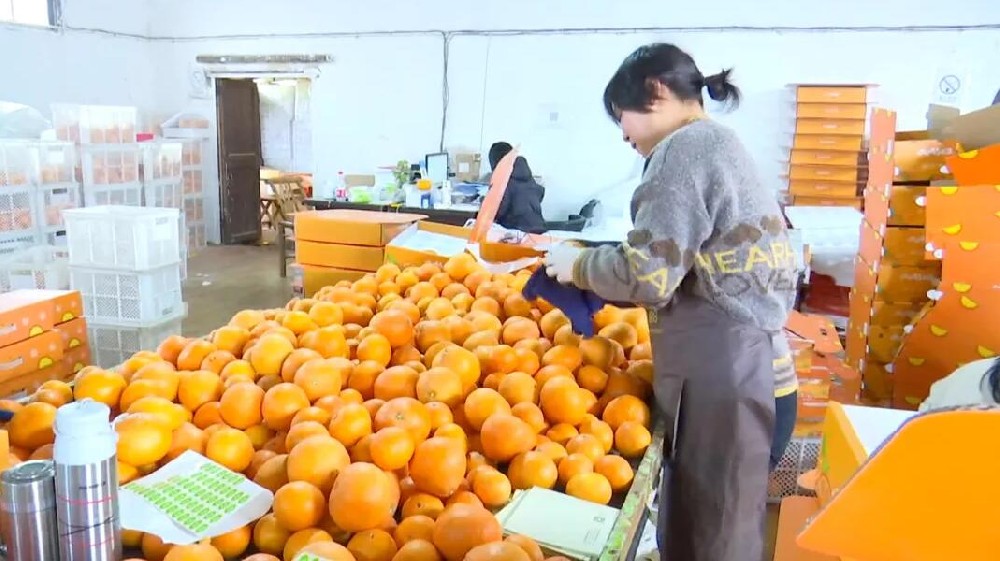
left=852, top=256, right=941, bottom=304
left=0, top=330, right=65, bottom=396
left=858, top=222, right=929, bottom=267
left=791, top=196, right=863, bottom=210
left=893, top=131, right=961, bottom=182
left=56, top=317, right=90, bottom=376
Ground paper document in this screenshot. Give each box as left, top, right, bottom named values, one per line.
left=497, top=488, right=619, bottom=560
left=119, top=450, right=273, bottom=545
left=390, top=227, right=468, bottom=257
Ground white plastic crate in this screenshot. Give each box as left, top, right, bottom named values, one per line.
left=142, top=142, right=183, bottom=182
left=37, top=142, right=76, bottom=185
left=0, top=246, right=70, bottom=291
left=37, top=183, right=81, bottom=231
left=0, top=185, right=41, bottom=241
left=180, top=139, right=204, bottom=167
left=82, top=182, right=143, bottom=207
left=0, top=141, right=37, bottom=187
left=88, top=312, right=185, bottom=369
left=183, top=196, right=205, bottom=223
left=71, top=263, right=184, bottom=326
left=52, top=104, right=138, bottom=144
left=182, top=169, right=203, bottom=196
left=41, top=229, right=67, bottom=247
left=78, top=144, right=141, bottom=185
left=143, top=179, right=183, bottom=209
left=63, top=206, right=182, bottom=271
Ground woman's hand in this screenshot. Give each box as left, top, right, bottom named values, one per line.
left=543, top=243, right=584, bottom=284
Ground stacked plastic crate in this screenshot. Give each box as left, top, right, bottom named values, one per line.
left=63, top=206, right=187, bottom=368
left=180, top=139, right=208, bottom=253
left=141, top=141, right=188, bottom=278
left=52, top=104, right=144, bottom=208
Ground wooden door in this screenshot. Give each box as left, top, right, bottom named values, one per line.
left=217, top=79, right=263, bottom=244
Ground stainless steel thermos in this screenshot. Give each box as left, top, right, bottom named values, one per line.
left=0, top=460, right=60, bottom=561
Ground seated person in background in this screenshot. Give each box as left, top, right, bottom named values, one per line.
left=488, top=141, right=547, bottom=233
left=919, top=357, right=1000, bottom=411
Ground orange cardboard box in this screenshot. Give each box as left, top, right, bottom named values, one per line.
left=789, top=149, right=865, bottom=168
left=57, top=317, right=88, bottom=351
left=289, top=263, right=367, bottom=298
left=885, top=185, right=926, bottom=227
left=0, top=361, right=70, bottom=398
left=789, top=164, right=863, bottom=183
left=0, top=330, right=64, bottom=380
left=796, top=102, right=868, bottom=120
left=925, top=184, right=1000, bottom=253
left=858, top=222, right=928, bottom=266
left=0, top=290, right=83, bottom=348
left=852, top=256, right=941, bottom=303
left=869, top=301, right=926, bottom=327
left=785, top=311, right=842, bottom=354
left=791, top=196, right=862, bottom=210
left=296, top=241, right=386, bottom=271
left=385, top=222, right=473, bottom=267
left=294, top=209, right=424, bottom=246
left=946, top=144, right=1000, bottom=185
left=892, top=132, right=961, bottom=182
left=62, top=345, right=91, bottom=377
left=792, top=134, right=864, bottom=152
left=793, top=85, right=869, bottom=104
left=788, top=179, right=860, bottom=199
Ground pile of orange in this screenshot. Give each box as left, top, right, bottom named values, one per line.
left=3, top=253, right=654, bottom=561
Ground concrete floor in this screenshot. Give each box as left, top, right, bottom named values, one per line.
left=182, top=243, right=291, bottom=336
left=180, top=242, right=782, bottom=560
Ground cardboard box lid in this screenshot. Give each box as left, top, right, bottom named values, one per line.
left=294, top=209, right=426, bottom=246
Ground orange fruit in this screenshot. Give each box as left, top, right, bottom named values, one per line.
left=393, top=515, right=436, bottom=546
left=177, top=370, right=223, bottom=412
left=140, top=533, right=174, bottom=561
left=253, top=513, right=291, bottom=556
left=329, top=402, right=373, bottom=447
left=192, top=401, right=224, bottom=429
left=576, top=365, right=609, bottom=394
left=212, top=325, right=251, bottom=356
left=614, top=421, right=652, bottom=458
left=262, top=383, right=311, bottom=431
left=299, top=327, right=350, bottom=359
left=565, top=433, right=605, bottom=462
left=431, top=503, right=503, bottom=561
left=497, top=372, right=537, bottom=406
left=291, top=406, right=333, bottom=427
left=8, top=401, right=57, bottom=450
left=479, top=415, right=534, bottom=463
left=309, top=301, right=345, bottom=327
left=539, top=379, right=591, bottom=426
left=545, top=423, right=578, bottom=445
left=252, top=454, right=289, bottom=492
left=359, top=334, right=393, bottom=367
left=565, top=472, right=613, bottom=504
left=282, top=310, right=319, bottom=335
left=501, top=317, right=540, bottom=346
left=580, top=418, right=614, bottom=453
left=429, top=345, right=478, bottom=389
left=116, top=413, right=172, bottom=466
left=374, top=397, right=432, bottom=443
left=471, top=468, right=511, bottom=507
left=370, top=310, right=415, bottom=348
left=294, top=358, right=348, bottom=402
left=462, top=332, right=499, bottom=352
left=594, top=455, right=634, bottom=491
left=230, top=309, right=267, bottom=330
left=510, top=403, right=547, bottom=433
left=248, top=334, right=295, bottom=376
left=72, top=369, right=127, bottom=407
left=286, top=421, right=330, bottom=451
left=424, top=298, right=455, bottom=321
left=425, top=402, right=454, bottom=429
left=463, top=389, right=511, bottom=431
left=541, top=345, right=583, bottom=372
left=441, top=316, right=473, bottom=346
left=127, top=396, right=190, bottom=430
left=507, top=451, right=557, bottom=490
left=211, top=524, right=252, bottom=559
left=200, top=349, right=236, bottom=373
left=287, top=435, right=351, bottom=492
left=534, top=441, right=567, bottom=463
left=176, top=339, right=217, bottom=371
left=557, top=453, right=594, bottom=486
left=156, top=335, right=189, bottom=364
left=630, top=343, right=653, bottom=361
left=165, top=422, right=205, bottom=462
left=370, top=427, right=416, bottom=471
left=415, top=367, right=463, bottom=407
left=284, top=529, right=335, bottom=561
left=602, top=394, right=651, bottom=429
left=219, top=382, right=265, bottom=429
left=579, top=336, right=625, bottom=370
left=347, top=360, right=384, bottom=400
left=329, top=462, right=401, bottom=532
left=598, top=322, right=638, bottom=349
left=445, top=491, right=482, bottom=509
left=402, top=493, right=445, bottom=519
left=280, top=348, right=324, bottom=383
left=205, top=427, right=254, bottom=472
left=409, top=437, right=466, bottom=498
left=374, top=366, right=420, bottom=401
left=347, top=529, right=398, bottom=561
left=295, top=541, right=354, bottom=561
left=505, top=535, right=544, bottom=561
left=243, top=555, right=281, bottom=561
left=119, top=378, right=176, bottom=411
left=273, top=481, right=327, bottom=531
left=464, top=543, right=530, bottom=561
left=247, top=449, right=278, bottom=479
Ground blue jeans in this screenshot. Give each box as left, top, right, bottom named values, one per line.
left=770, top=391, right=798, bottom=471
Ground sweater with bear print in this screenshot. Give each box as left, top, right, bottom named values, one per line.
left=573, top=119, right=798, bottom=395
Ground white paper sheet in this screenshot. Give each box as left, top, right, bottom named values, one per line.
left=389, top=227, right=468, bottom=257
left=119, top=451, right=273, bottom=545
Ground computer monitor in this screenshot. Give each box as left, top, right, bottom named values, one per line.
left=425, top=152, right=449, bottom=184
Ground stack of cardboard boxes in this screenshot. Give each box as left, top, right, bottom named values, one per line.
left=291, top=209, right=425, bottom=297
left=786, top=84, right=873, bottom=210
left=0, top=289, right=90, bottom=398
left=846, top=109, right=957, bottom=405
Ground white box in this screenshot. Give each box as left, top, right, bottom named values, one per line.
left=0, top=141, right=37, bottom=187
left=88, top=312, right=186, bottom=369
left=0, top=245, right=70, bottom=291
left=182, top=168, right=203, bottom=197
left=37, top=142, right=76, bottom=185
left=71, top=263, right=184, bottom=326
left=63, top=206, right=182, bottom=271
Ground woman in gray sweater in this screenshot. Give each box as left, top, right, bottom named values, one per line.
left=544, top=44, right=798, bottom=561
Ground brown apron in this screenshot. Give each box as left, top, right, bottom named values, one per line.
left=653, top=296, right=775, bottom=561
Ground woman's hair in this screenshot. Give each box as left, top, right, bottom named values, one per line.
left=602, top=43, right=741, bottom=121
left=984, top=357, right=1000, bottom=403
left=488, top=142, right=513, bottom=170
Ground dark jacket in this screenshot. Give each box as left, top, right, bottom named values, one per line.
left=495, top=156, right=546, bottom=233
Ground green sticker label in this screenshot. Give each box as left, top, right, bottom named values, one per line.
left=129, top=463, right=250, bottom=534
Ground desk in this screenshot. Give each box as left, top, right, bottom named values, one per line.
left=305, top=199, right=479, bottom=227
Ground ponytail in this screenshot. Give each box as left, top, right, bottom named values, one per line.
left=985, top=357, right=1000, bottom=403
left=704, top=69, right=741, bottom=108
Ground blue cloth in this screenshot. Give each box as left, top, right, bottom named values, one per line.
left=521, top=268, right=606, bottom=337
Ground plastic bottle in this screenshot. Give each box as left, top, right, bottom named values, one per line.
left=52, top=400, right=121, bottom=561
left=335, top=170, right=347, bottom=201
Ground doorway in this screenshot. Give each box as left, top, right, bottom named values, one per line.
left=215, top=76, right=315, bottom=244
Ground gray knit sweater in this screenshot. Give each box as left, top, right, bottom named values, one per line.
left=573, top=119, right=798, bottom=395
